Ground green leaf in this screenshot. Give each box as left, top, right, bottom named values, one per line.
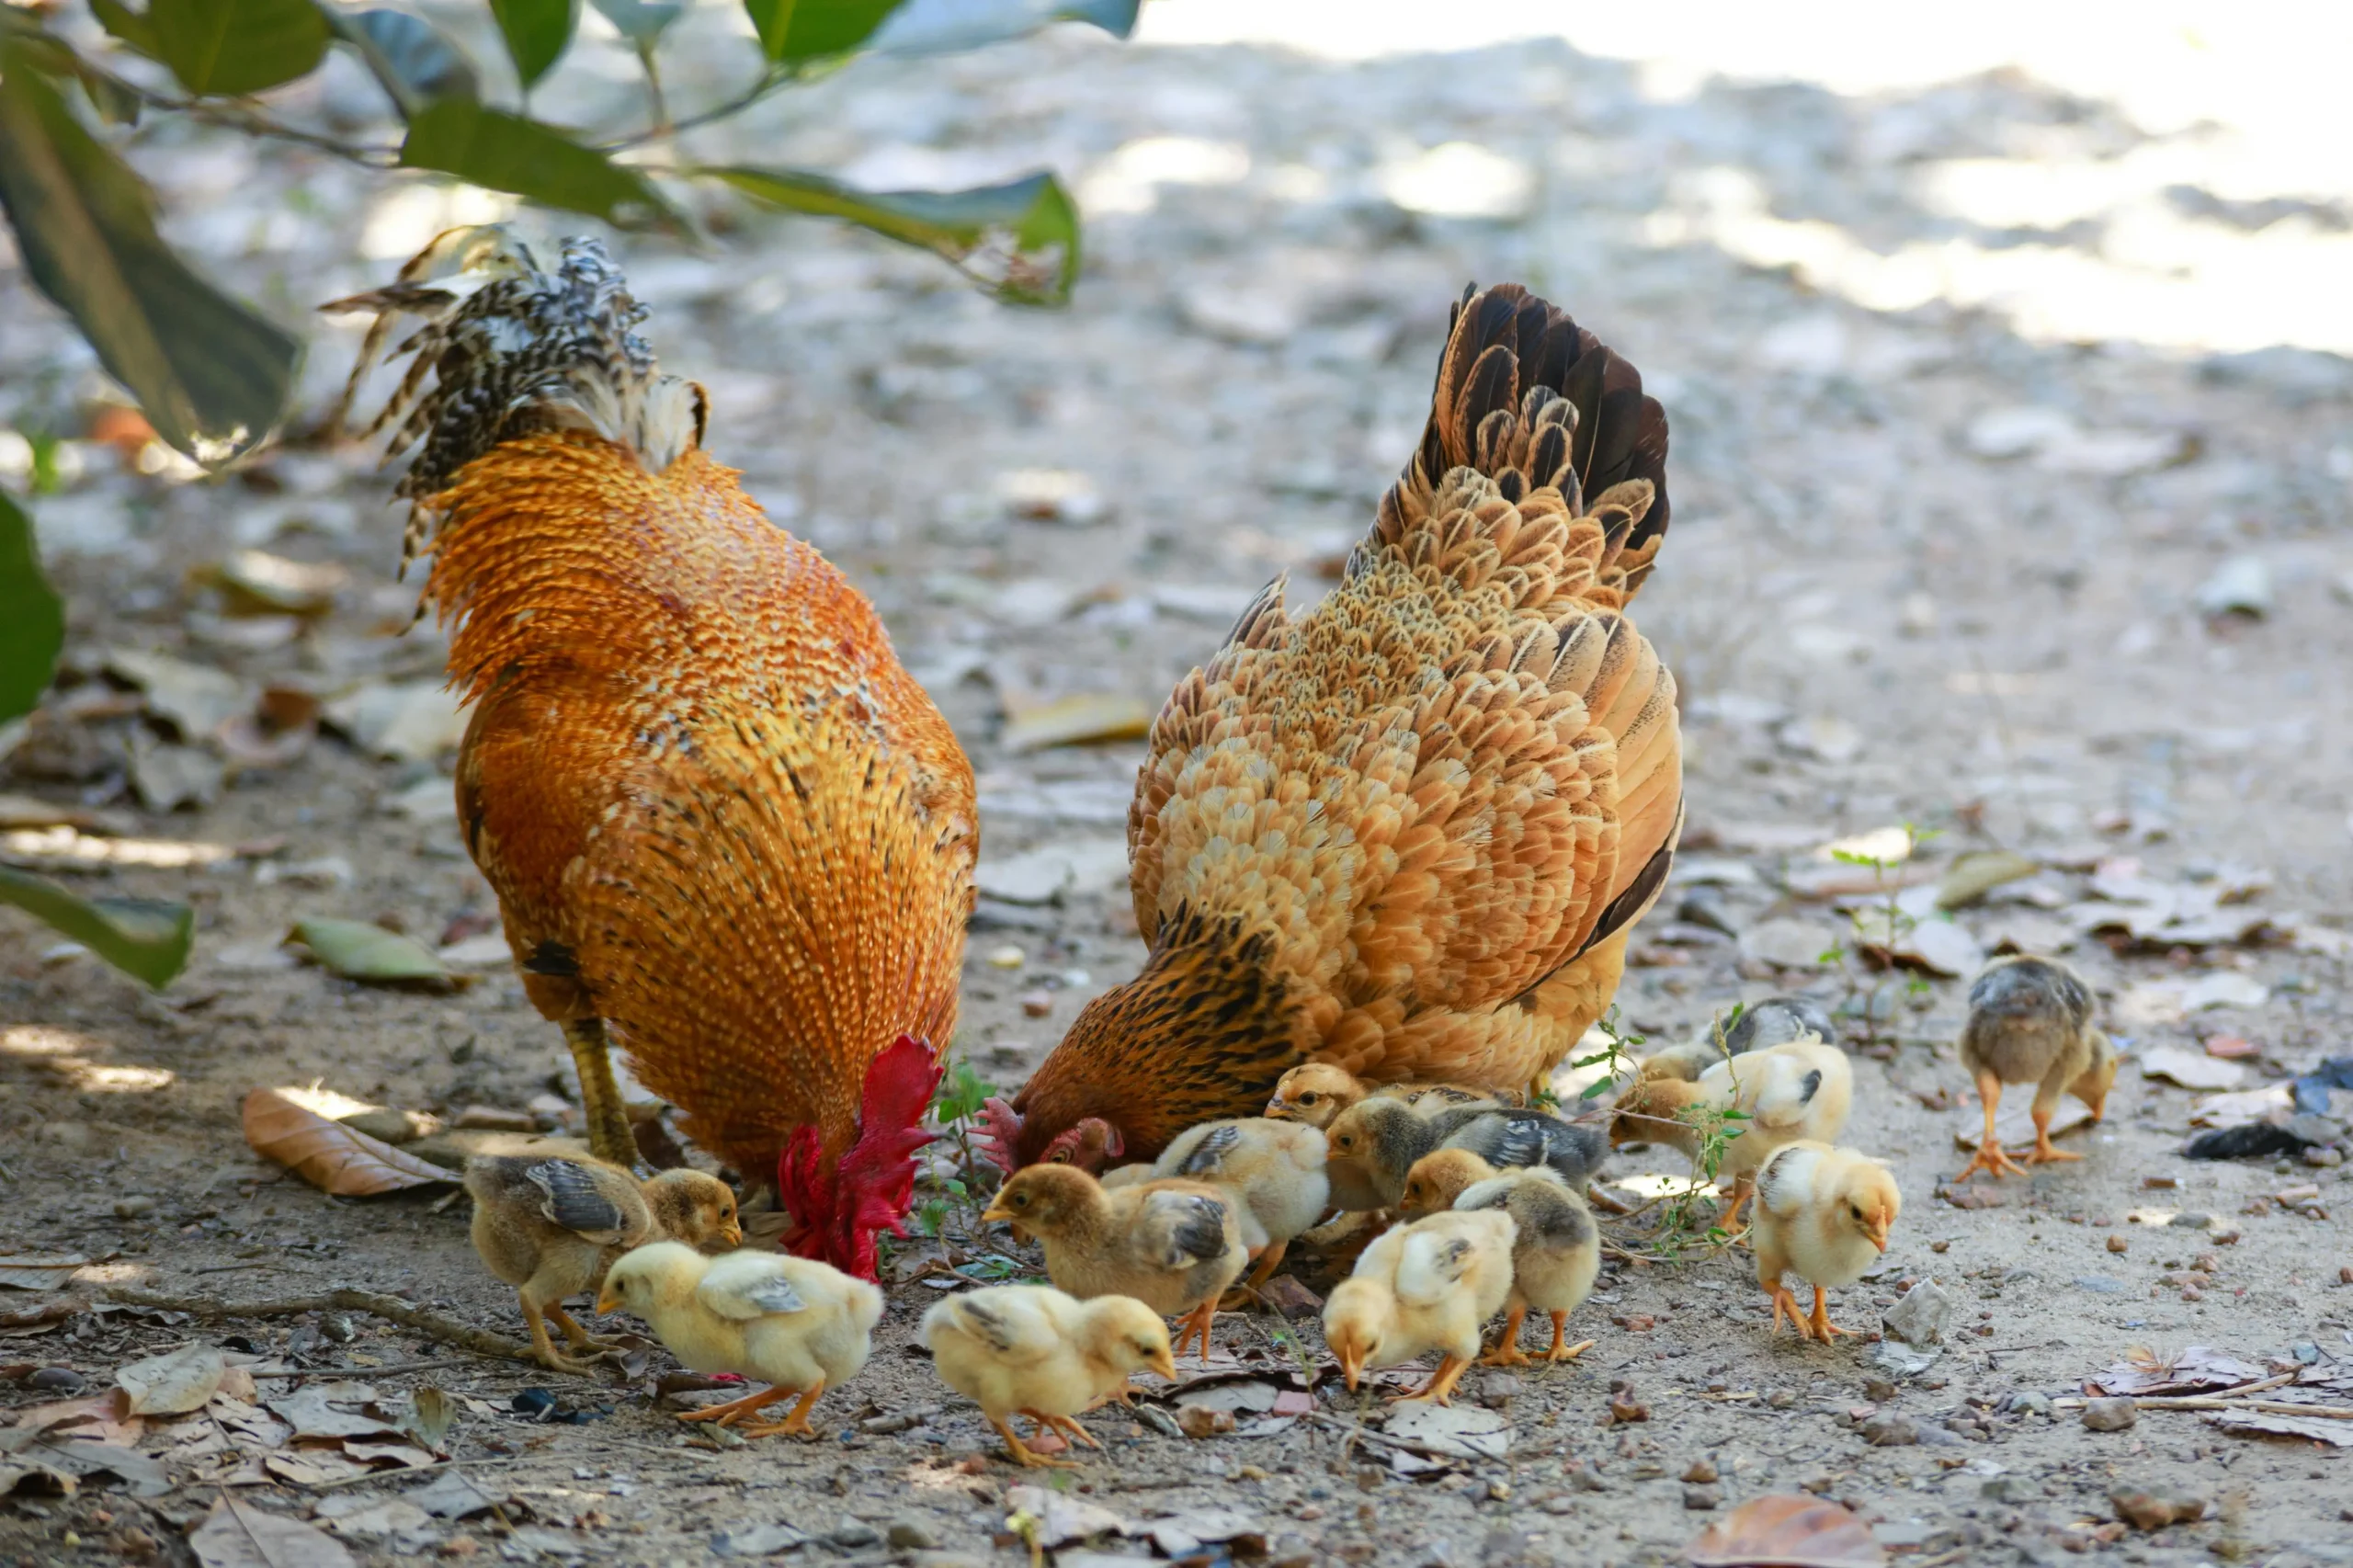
left=333, top=8, right=479, bottom=116
left=705, top=165, right=1080, bottom=304
left=486, top=0, right=577, bottom=88
left=0, top=867, right=193, bottom=989
left=743, top=0, right=893, bottom=62
left=0, top=51, right=298, bottom=465
left=0, top=493, right=64, bottom=725
left=89, top=0, right=163, bottom=59
left=150, top=0, right=331, bottom=97
left=400, top=100, right=675, bottom=228
left=590, top=0, right=681, bottom=47
left=869, top=0, right=1139, bottom=56
left=290, top=917, right=451, bottom=986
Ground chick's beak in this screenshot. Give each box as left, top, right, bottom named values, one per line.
left=1338, top=1344, right=1365, bottom=1392
left=980, top=1200, right=1014, bottom=1225
left=594, top=1287, right=622, bottom=1317
left=1864, top=1216, right=1891, bottom=1253
left=719, top=1222, right=744, bottom=1249
left=1264, top=1098, right=1291, bottom=1119
left=1150, top=1351, right=1177, bottom=1382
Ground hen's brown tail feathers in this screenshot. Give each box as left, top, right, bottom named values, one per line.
left=1376, top=282, right=1671, bottom=603
left=322, top=229, right=706, bottom=576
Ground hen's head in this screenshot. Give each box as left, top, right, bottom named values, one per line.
left=977, top=1098, right=1124, bottom=1176
left=776, top=1035, right=942, bottom=1281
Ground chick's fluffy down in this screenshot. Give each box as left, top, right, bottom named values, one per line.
left=1150, top=1118, right=1330, bottom=1254
left=600, top=1242, right=881, bottom=1394
left=922, top=1285, right=1174, bottom=1424
left=1323, top=1208, right=1518, bottom=1378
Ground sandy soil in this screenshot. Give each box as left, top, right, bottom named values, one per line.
left=5, top=14, right=2351, bottom=1568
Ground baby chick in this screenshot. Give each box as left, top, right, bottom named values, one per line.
left=1639, top=995, right=1836, bottom=1082
left=923, top=1285, right=1176, bottom=1468
left=465, top=1155, right=741, bottom=1373
left=1322, top=1208, right=1517, bottom=1403
left=1265, top=1063, right=1506, bottom=1130
left=1957, top=955, right=2118, bottom=1180
left=983, top=1165, right=1245, bottom=1359
left=597, top=1242, right=880, bottom=1437
left=1148, top=1118, right=1329, bottom=1300
left=1326, top=1100, right=1608, bottom=1211
left=1610, top=1036, right=1851, bottom=1229
left=1750, top=1141, right=1901, bottom=1342
left=1397, top=1151, right=1598, bottom=1365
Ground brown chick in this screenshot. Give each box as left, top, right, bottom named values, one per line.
left=1327, top=1099, right=1608, bottom=1211
left=1399, top=1150, right=1599, bottom=1365
left=466, top=1155, right=741, bottom=1372
left=1265, top=1062, right=1506, bottom=1130
left=983, top=1165, right=1245, bottom=1360
left=1751, top=1141, right=1901, bottom=1342
left=1956, top=955, right=2118, bottom=1180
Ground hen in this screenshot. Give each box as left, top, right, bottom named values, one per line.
left=990, top=283, right=1680, bottom=1165
left=333, top=233, right=974, bottom=1278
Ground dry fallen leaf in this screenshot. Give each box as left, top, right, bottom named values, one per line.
left=288, top=919, right=453, bottom=989
left=1686, top=1494, right=1886, bottom=1567
left=1001, top=693, right=1153, bottom=753
left=115, top=1344, right=226, bottom=1415
left=0, top=1255, right=88, bottom=1291
left=190, top=1494, right=358, bottom=1568
left=242, top=1089, right=455, bottom=1197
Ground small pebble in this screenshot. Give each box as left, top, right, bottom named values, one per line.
left=1682, top=1484, right=1722, bottom=1510
left=2112, top=1490, right=2205, bottom=1531
left=1862, top=1377, right=1897, bottom=1403
left=825, top=1524, right=883, bottom=1551
left=1018, top=990, right=1054, bottom=1018
left=2106, top=1234, right=2129, bottom=1254
left=983, top=946, right=1026, bottom=970
left=2082, top=1398, right=2138, bottom=1433
left=112, top=1196, right=156, bottom=1219
left=1177, top=1406, right=1235, bottom=1438
left=887, top=1522, right=938, bottom=1551
left=27, top=1368, right=84, bottom=1393
left=1860, top=1415, right=1918, bottom=1447
left=1570, top=1470, right=1608, bottom=1494
left=1681, top=1459, right=1718, bottom=1484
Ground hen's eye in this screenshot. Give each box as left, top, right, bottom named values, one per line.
left=1049, top=1150, right=1071, bottom=1164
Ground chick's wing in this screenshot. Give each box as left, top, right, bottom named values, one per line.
left=695, top=1256, right=809, bottom=1320
left=1138, top=1187, right=1234, bottom=1268
left=525, top=1160, right=636, bottom=1244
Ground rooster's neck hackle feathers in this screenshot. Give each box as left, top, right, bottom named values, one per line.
left=326, top=229, right=707, bottom=577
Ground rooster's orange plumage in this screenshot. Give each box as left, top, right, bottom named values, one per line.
left=334, top=233, right=974, bottom=1278
left=989, top=283, right=1682, bottom=1168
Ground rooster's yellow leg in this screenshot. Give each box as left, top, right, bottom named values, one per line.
left=991, top=1415, right=1080, bottom=1469
left=737, top=1381, right=827, bottom=1439
left=563, top=1017, right=639, bottom=1168
left=1480, top=1306, right=1532, bottom=1367
left=1954, top=1073, right=2029, bottom=1181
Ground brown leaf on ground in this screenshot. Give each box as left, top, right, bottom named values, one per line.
left=1686, top=1494, right=1886, bottom=1567
left=189, top=1494, right=358, bottom=1568
left=242, top=1088, right=455, bottom=1196
left=115, top=1344, right=226, bottom=1415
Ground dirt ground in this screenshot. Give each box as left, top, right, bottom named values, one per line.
left=6, top=12, right=2353, bottom=1568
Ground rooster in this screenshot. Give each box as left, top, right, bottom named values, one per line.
left=331, top=232, right=975, bottom=1279
left=985, top=283, right=1682, bottom=1169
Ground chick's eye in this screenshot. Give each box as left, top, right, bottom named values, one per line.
left=1012, top=1194, right=1029, bottom=1209
left=1299, top=1092, right=1319, bottom=1105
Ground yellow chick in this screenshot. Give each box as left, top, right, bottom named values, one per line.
left=983, top=1165, right=1245, bottom=1360
left=1750, top=1141, right=1900, bottom=1342
left=1956, top=955, right=2118, bottom=1180
left=1148, top=1118, right=1329, bottom=1299
left=1327, top=1099, right=1607, bottom=1212
left=1322, top=1208, right=1517, bottom=1404
left=1265, top=1062, right=1505, bottom=1130
left=1397, top=1150, right=1597, bottom=1366
left=464, top=1155, right=740, bottom=1373
left=1609, top=1036, right=1850, bottom=1230
left=922, top=1285, right=1176, bottom=1469
left=597, top=1242, right=881, bottom=1437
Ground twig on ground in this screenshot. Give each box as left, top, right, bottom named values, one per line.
left=250, top=1358, right=487, bottom=1379
left=103, top=1285, right=533, bottom=1364
left=0, top=1296, right=87, bottom=1331
left=306, top=1454, right=528, bottom=1491
left=1300, top=1408, right=1491, bottom=1467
